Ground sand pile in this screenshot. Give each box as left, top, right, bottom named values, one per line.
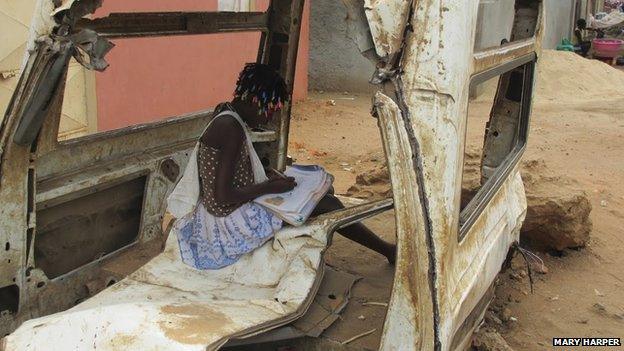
left=520, top=160, right=593, bottom=251
left=535, top=50, right=624, bottom=103
left=344, top=50, right=619, bottom=252
left=347, top=157, right=592, bottom=252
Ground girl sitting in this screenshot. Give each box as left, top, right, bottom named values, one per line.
left=164, top=63, right=395, bottom=270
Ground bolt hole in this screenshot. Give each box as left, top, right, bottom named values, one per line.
left=493, top=131, right=499, bottom=137
left=4, top=242, right=9, bottom=251
left=328, top=294, right=337, bottom=300
left=36, top=282, right=45, bottom=288
left=106, top=279, right=117, bottom=287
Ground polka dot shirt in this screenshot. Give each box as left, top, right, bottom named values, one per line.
left=198, top=141, right=254, bottom=217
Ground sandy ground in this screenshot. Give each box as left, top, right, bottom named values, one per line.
left=288, top=50, right=624, bottom=349
left=289, top=92, right=395, bottom=348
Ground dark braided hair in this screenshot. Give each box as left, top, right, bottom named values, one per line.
left=234, top=63, right=289, bottom=117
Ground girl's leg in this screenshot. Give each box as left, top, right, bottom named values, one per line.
left=313, top=193, right=396, bottom=264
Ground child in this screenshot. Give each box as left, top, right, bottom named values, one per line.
left=164, top=63, right=395, bottom=270
left=574, top=18, right=605, bottom=57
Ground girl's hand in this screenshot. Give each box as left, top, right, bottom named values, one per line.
left=265, top=177, right=297, bottom=194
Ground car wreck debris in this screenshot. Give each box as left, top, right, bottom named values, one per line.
left=0, top=0, right=544, bottom=350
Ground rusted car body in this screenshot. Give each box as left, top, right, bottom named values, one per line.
left=0, top=0, right=543, bottom=349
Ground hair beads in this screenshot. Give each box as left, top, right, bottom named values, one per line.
left=234, top=63, right=289, bottom=117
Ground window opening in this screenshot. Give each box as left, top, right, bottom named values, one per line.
left=57, top=32, right=262, bottom=141
left=0, top=285, right=19, bottom=315
left=35, top=176, right=147, bottom=279
left=474, top=0, right=539, bottom=52
left=459, top=57, right=535, bottom=240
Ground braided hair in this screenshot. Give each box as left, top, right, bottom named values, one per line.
left=234, top=63, right=289, bottom=117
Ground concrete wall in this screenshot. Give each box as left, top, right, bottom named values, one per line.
left=475, top=0, right=578, bottom=50
left=474, top=0, right=515, bottom=50
left=94, top=0, right=309, bottom=132
left=543, top=0, right=576, bottom=49
left=308, top=0, right=375, bottom=92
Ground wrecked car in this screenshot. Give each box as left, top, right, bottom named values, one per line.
left=0, top=0, right=543, bottom=350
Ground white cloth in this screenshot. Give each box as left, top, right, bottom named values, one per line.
left=176, top=202, right=282, bottom=269
left=166, top=110, right=268, bottom=219
left=218, top=0, right=251, bottom=12
left=590, top=11, right=624, bottom=29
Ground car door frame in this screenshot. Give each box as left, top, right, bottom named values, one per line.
left=0, top=0, right=306, bottom=335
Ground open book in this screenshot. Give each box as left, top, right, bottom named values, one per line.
left=254, top=165, right=333, bottom=226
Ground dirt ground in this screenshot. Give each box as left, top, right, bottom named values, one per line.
left=288, top=50, right=624, bottom=349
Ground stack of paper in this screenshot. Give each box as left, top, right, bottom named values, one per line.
left=254, top=165, right=333, bottom=226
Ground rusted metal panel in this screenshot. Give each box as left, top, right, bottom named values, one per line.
left=374, top=92, right=436, bottom=351
left=397, top=2, right=469, bottom=343
left=76, top=12, right=269, bottom=39
left=0, top=3, right=289, bottom=339
left=0, top=0, right=545, bottom=349
left=472, top=39, right=535, bottom=75
left=447, top=170, right=526, bottom=342
left=266, top=0, right=305, bottom=171
left=391, top=1, right=542, bottom=350
left=472, top=1, right=543, bottom=75
left=3, top=200, right=392, bottom=351
left=13, top=48, right=72, bottom=146
left=51, top=0, right=103, bottom=19
left=0, top=47, right=53, bottom=335
left=1, top=0, right=211, bottom=336
left=35, top=111, right=212, bottom=180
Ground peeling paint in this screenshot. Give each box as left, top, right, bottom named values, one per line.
left=363, top=0, right=411, bottom=59
left=158, top=305, right=235, bottom=345
left=368, top=1, right=542, bottom=350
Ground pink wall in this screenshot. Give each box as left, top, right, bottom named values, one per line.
left=295, top=1, right=309, bottom=102
left=94, top=0, right=309, bottom=132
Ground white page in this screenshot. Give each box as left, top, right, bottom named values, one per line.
left=254, top=166, right=332, bottom=225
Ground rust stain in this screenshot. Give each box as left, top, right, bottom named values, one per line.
left=375, top=92, right=435, bottom=350
left=473, top=40, right=535, bottom=74
left=158, top=304, right=233, bottom=345
left=365, top=1, right=410, bottom=57
left=108, top=333, right=139, bottom=349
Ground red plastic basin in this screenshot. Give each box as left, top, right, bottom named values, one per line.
left=592, top=39, right=624, bottom=58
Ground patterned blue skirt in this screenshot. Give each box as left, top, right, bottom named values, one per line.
left=176, top=202, right=283, bottom=269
